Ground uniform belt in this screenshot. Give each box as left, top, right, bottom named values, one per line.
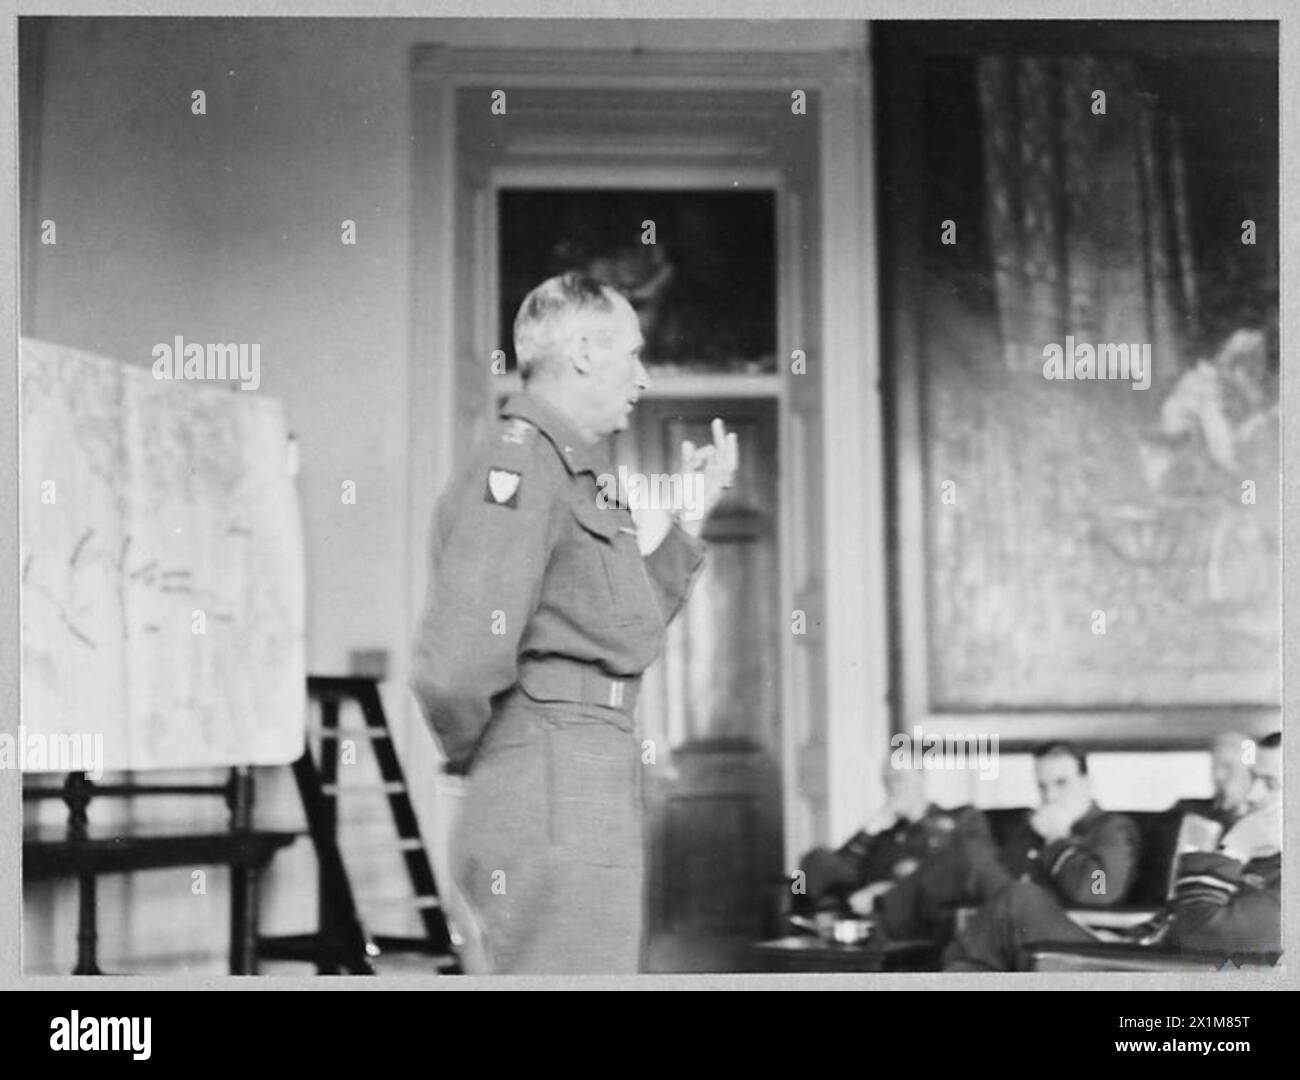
left=517, top=656, right=641, bottom=715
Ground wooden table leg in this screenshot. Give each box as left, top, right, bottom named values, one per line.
left=229, top=861, right=262, bottom=975
left=74, top=873, right=102, bottom=976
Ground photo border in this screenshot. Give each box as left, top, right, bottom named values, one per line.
left=0, top=0, right=1294, bottom=994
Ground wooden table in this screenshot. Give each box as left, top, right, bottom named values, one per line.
left=24, top=768, right=298, bottom=976
left=752, top=934, right=942, bottom=973
left=25, top=828, right=297, bottom=975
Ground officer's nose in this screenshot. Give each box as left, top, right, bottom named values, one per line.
left=635, top=357, right=650, bottom=392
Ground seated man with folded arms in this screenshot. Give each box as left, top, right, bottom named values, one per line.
left=873, top=742, right=1139, bottom=949
left=940, top=732, right=1280, bottom=970
left=796, top=766, right=988, bottom=915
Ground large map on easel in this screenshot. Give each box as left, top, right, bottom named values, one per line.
left=20, top=337, right=306, bottom=771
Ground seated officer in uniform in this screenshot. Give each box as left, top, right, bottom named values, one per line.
left=797, top=766, right=988, bottom=914
left=1167, top=730, right=1281, bottom=955
left=874, top=742, right=1140, bottom=947
left=410, top=272, right=738, bottom=975
left=1175, top=729, right=1254, bottom=828
left=940, top=732, right=1281, bottom=970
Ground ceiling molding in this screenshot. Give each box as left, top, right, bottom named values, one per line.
left=499, top=132, right=773, bottom=159
left=412, top=45, right=866, bottom=88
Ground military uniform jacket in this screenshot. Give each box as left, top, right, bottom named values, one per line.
left=800, top=805, right=990, bottom=909
left=999, top=802, right=1141, bottom=907
left=1170, top=850, right=1280, bottom=954
left=410, top=391, right=707, bottom=772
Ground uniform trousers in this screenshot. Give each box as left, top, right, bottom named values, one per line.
left=449, top=688, right=645, bottom=974
left=941, top=880, right=1094, bottom=970
left=877, top=830, right=1018, bottom=943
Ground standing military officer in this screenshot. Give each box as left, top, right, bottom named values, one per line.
left=410, top=273, right=738, bottom=974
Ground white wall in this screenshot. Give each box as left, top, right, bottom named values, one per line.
left=922, top=752, right=1217, bottom=816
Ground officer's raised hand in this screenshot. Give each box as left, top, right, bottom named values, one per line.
left=678, top=417, right=739, bottom=535
left=630, top=417, right=739, bottom=552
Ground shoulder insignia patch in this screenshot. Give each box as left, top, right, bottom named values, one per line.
left=501, top=418, right=535, bottom=445
left=485, top=467, right=522, bottom=508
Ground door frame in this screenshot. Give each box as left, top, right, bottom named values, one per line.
left=405, top=42, right=886, bottom=863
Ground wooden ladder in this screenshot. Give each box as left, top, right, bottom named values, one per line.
left=257, top=676, right=459, bottom=974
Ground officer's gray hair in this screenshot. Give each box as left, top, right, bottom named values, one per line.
left=513, top=273, right=625, bottom=382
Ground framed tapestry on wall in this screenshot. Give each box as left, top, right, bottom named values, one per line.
left=876, top=22, right=1280, bottom=749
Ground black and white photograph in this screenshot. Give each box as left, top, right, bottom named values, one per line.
left=5, top=5, right=1293, bottom=1025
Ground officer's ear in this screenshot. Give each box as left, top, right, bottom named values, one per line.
left=568, top=334, right=596, bottom=376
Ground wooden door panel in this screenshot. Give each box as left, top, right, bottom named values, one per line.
left=625, top=398, right=782, bottom=971
left=674, top=542, right=777, bottom=748
left=663, top=796, right=757, bottom=931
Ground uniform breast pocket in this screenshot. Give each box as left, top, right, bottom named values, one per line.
left=569, top=503, right=658, bottom=629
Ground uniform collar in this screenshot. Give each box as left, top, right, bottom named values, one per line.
left=1071, top=801, right=1104, bottom=833
left=500, top=390, right=612, bottom=477
left=898, top=803, right=938, bottom=826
